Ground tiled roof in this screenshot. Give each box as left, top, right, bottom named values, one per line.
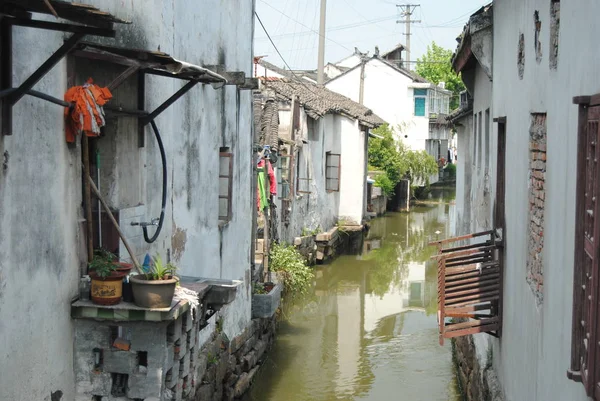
left=262, top=78, right=385, bottom=128
left=253, top=94, right=279, bottom=150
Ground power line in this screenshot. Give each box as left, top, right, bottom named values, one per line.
left=255, top=11, right=320, bottom=96
left=259, top=0, right=352, bottom=52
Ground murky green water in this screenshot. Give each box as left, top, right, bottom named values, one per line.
left=246, top=188, right=460, bottom=401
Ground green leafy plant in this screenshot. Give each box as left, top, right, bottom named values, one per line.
left=374, top=173, right=395, bottom=196
left=445, top=163, right=456, bottom=178
left=269, top=243, right=313, bottom=298
left=253, top=282, right=267, bottom=295
left=88, top=249, right=118, bottom=278
left=145, top=254, right=178, bottom=280
left=301, top=226, right=322, bottom=236
left=368, top=124, right=438, bottom=192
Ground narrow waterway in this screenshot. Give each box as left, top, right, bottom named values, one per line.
left=247, top=188, right=460, bottom=401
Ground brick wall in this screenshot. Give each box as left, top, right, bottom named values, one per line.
left=527, top=113, right=547, bottom=304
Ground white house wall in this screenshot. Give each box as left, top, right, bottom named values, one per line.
left=471, top=65, right=494, bottom=234
left=277, top=110, right=340, bottom=243
left=487, top=1, right=599, bottom=400
left=454, top=115, right=474, bottom=236
left=325, top=59, right=432, bottom=155
left=339, top=117, right=367, bottom=225
left=0, top=1, right=255, bottom=399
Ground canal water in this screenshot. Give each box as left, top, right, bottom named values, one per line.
left=246, top=188, right=460, bottom=401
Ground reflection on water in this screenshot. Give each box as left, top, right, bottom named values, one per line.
left=246, top=188, right=460, bottom=401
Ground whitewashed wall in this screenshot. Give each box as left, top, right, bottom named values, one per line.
left=339, top=117, right=367, bottom=225
left=0, top=1, right=255, bottom=399
left=484, top=1, right=600, bottom=400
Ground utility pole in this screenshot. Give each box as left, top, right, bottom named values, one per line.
left=396, top=4, right=421, bottom=71
left=317, top=0, right=327, bottom=85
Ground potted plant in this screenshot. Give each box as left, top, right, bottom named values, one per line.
left=130, top=254, right=179, bottom=308
left=95, top=248, right=133, bottom=273
left=252, top=280, right=282, bottom=319
left=88, top=249, right=126, bottom=305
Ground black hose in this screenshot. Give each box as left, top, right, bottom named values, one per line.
left=142, top=120, right=167, bottom=243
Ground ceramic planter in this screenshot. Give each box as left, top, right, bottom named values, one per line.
left=89, top=271, right=126, bottom=305
left=252, top=281, right=282, bottom=318
left=130, top=276, right=178, bottom=308
left=114, top=262, right=133, bottom=273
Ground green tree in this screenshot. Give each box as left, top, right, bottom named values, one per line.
left=415, top=42, right=465, bottom=110
left=369, top=124, right=438, bottom=195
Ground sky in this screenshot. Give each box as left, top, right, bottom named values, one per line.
left=254, top=0, right=489, bottom=71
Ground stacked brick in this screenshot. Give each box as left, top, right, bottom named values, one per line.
left=527, top=113, right=547, bottom=303
left=73, top=305, right=278, bottom=401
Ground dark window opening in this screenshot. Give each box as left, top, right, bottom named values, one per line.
left=111, top=373, right=128, bottom=397
left=137, top=351, right=148, bottom=370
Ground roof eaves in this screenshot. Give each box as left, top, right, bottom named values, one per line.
left=1, top=0, right=130, bottom=28
left=75, top=42, right=227, bottom=83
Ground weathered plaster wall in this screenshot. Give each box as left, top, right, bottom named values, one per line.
left=278, top=112, right=341, bottom=244
left=454, top=114, right=474, bottom=236
left=490, top=1, right=598, bottom=400
left=0, top=21, right=84, bottom=401
left=325, top=59, right=430, bottom=150
left=0, top=1, right=255, bottom=399
left=339, top=117, right=366, bottom=225
left=470, top=65, right=494, bottom=235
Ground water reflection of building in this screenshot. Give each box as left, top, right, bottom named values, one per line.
left=259, top=190, right=456, bottom=400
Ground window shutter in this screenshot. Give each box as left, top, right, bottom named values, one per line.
left=586, top=107, right=600, bottom=396
left=570, top=100, right=600, bottom=397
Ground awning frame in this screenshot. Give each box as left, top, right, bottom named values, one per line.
left=0, top=2, right=125, bottom=135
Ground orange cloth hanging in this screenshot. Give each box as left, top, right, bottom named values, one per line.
left=64, top=78, right=112, bottom=143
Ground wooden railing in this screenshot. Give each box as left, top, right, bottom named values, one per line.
left=430, top=230, right=503, bottom=345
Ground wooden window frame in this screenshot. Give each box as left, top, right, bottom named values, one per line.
left=277, top=154, right=292, bottom=200
left=296, top=148, right=311, bottom=195
left=218, top=152, right=233, bottom=222
left=569, top=94, right=600, bottom=399
left=325, top=152, right=341, bottom=192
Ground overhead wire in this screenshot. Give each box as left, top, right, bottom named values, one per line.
left=255, top=15, right=398, bottom=42
left=259, top=0, right=353, bottom=52
left=255, top=11, right=321, bottom=97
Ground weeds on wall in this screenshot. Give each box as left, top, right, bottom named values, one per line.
left=269, top=243, right=314, bottom=299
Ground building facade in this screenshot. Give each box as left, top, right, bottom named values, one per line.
left=446, top=1, right=600, bottom=400
left=0, top=1, right=256, bottom=400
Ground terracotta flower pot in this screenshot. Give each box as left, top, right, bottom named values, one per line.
left=89, top=271, right=126, bottom=305
left=130, top=275, right=178, bottom=309
left=114, top=262, right=133, bottom=273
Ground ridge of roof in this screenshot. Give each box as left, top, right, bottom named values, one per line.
left=261, top=77, right=385, bottom=128
left=326, top=55, right=429, bottom=85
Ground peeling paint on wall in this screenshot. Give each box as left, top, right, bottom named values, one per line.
left=171, top=223, right=187, bottom=262
left=517, top=33, right=525, bottom=79
left=534, top=11, right=543, bottom=64
left=549, top=0, right=560, bottom=70
left=2, top=150, right=8, bottom=172
left=527, top=113, right=547, bottom=305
